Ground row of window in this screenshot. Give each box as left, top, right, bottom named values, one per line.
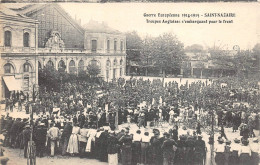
left=4, top=58, right=124, bottom=75
left=91, top=39, right=124, bottom=52
left=4, top=31, right=30, bottom=47
left=4, top=62, right=31, bottom=74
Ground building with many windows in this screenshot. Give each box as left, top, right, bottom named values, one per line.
left=0, top=4, right=126, bottom=98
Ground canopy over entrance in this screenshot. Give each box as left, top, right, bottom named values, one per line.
left=3, top=76, right=22, bottom=91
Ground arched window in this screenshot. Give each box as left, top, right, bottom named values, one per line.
left=58, top=60, right=66, bottom=69
left=78, top=60, right=84, bottom=72
left=90, top=60, right=99, bottom=66
left=46, top=60, right=54, bottom=68
left=4, top=31, right=11, bottom=47
left=23, top=62, right=32, bottom=72
left=4, top=63, right=14, bottom=74
left=69, top=60, right=76, bottom=74
left=23, top=32, right=30, bottom=47
left=113, top=59, right=117, bottom=66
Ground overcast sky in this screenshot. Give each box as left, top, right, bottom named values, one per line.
left=3, top=3, right=260, bottom=50
left=60, top=3, right=260, bottom=50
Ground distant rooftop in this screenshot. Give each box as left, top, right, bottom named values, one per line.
left=83, top=20, right=121, bottom=34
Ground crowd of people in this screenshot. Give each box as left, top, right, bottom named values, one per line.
left=0, top=77, right=259, bottom=165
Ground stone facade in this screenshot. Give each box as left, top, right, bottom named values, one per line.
left=0, top=4, right=126, bottom=99
left=0, top=7, right=39, bottom=98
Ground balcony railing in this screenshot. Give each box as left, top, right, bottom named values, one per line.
left=0, top=46, right=126, bottom=54
left=0, top=46, right=36, bottom=53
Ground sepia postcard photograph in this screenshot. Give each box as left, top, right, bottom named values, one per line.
left=0, top=2, right=259, bottom=165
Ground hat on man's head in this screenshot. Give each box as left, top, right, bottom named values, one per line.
left=217, top=138, right=224, bottom=143
left=253, top=138, right=258, bottom=143
left=234, top=138, right=240, bottom=143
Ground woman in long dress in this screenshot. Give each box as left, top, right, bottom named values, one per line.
left=67, top=123, right=80, bottom=156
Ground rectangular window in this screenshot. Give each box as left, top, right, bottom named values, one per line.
left=91, top=40, right=97, bottom=52
left=107, top=40, right=110, bottom=53
left=23, top=32, right=30, bottom=47
left=114, top=40, right=117, bottom=52
left=4, top=31, right=11, bottom=47
left=120, top=41, right=123, bottom=52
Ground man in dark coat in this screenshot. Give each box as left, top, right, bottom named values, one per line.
left=34, top=123, right=47, bottom=157
left=185, top=136, right=195, bottom=165
left=194, top=135, right=206, bottom=165
left=22, top=125, right=31, bottom=158
left=99, top=129, right=109, bottom=162
left=175, top=135, right=187, bottom=165
left=161, top=132, right=177, bottom=165
left=107, top=131, right=119, bottom=165
left=60, top=121, right=72, bottom=155
left=78, top=113, right=85, bottom=128
left=4, top=117, right=13, bottom=147
left=150, top=129, right=164, bottom=165
left=10, top=118, right=22, bottom=148
left=119, top=129, right=133, bottom=165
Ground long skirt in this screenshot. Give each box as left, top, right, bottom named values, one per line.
left=132, top=142, right=141, bottom=164
left=141, top=142, right=149, bottom=164
left=66, top=134, right=79, bottom=154
left=108, top=153, right=118, bottom=165
left=239, top=153, right=251, bottom=165
left=251, top=152, right=259, bottom=165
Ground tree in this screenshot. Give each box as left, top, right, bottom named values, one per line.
left=125, top=31, right=143, bottom=62
left=185, top=44, right=205, bottom=53
left=142, top=33, right=186, bottom=77
left=39, top=65, right=61, bottom=92
left=210, top=48, right=257, bottom=78
left=87, top=63, right=101, bottom=78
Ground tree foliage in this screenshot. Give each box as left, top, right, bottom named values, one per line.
left=185, top=44, right=205, bottom=53
left=141, top=33, right=186, bottom=70
left=125, top=31, right=143, bottom=62
left=87, top=64, right=101, bottom=78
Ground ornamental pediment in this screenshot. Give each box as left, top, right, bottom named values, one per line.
left=45, top=30, right=65, bottom=49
